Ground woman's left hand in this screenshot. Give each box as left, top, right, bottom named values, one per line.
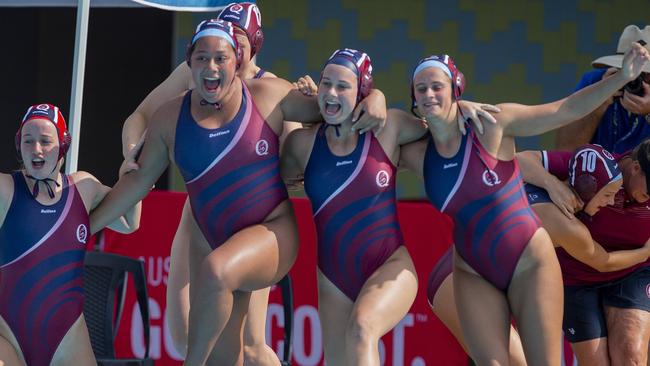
left=351, top=89, right=387, bottom=135
left=457, top=100, right=501, bottom=135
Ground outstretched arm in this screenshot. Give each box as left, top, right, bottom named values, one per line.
left=88, top=142, right=144, bottom=233
left=499, top=44, right=649, bottom=137
left=555, top=68, right=619, bottom=150
left=535, top=203, right=650, bottom=272
left=91, top=111, right=171, bottom=234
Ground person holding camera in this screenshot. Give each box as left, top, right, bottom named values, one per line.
left=556, top=25, right=650, bottom=154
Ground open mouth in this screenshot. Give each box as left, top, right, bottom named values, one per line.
left=324, top=101, right=341, bottom=115
left=203, top=76, right=221, bottom=92
left=31, top=158, right=45, bottom=169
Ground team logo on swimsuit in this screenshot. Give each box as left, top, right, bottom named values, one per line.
left=482, top=169, right=501, bottom=187
left=76, top=224, right=88, bottom=244
left=376, top=170, right=390, bottom=188
left=255, top=139, right=269, bottom=156
left=646, top=284, right=650, bottom=299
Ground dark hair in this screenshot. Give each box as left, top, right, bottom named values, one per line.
left=632, top=138, right=650, bottom=194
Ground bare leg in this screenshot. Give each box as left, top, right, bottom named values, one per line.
left=453, top=251, right=511, bottom=365
left=244, top=287, right=281, bottom=366
left=431, top=273, right=527, bottom=366
left=508, top=229, right=563, bottom=366
left=51, top=315, right=96, bottom=366
left=166, top=199, right=192, bottom=357
left=317, top=269, right=354, bottom=366
left=0, top=337, right=23, bottom=366
left=571, top=338, right=610, bottom=366
left=346, top=246, right=418, bottom=365
left=605, top=306, right=650, bottom=366
left=0, top=316, right=25, bottom=366
left=184, top=203, right=299, bottom=366
left=167, top=200, right=281, bottom=365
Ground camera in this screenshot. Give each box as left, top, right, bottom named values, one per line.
left=624, top=75, right=645, bottom=96
left=623, top=72, right=649, bottom=97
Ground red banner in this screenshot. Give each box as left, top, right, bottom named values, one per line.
left=102, top=191, right=575, bottom=365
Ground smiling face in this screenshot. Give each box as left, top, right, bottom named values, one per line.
left=190, top=36, right=238, bottom=103
left=20, top=119, right=61, bottom=179
left=318, top=64, right=358, bottom=125
left=583, top=178, right=623, bottom=215
left=412, top=66, right=455, bottom=121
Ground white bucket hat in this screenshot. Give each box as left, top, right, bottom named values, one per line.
left=592, top=25, right=650, bottom=73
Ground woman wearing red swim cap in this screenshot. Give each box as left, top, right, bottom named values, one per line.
left=281, top=47, right=503, bottom=365
left=118, top=4, right=332, bottom=364
left=515, top=142, right=650, bottom=365
left=398, top=44, right=649, bottom=365
left=92, top=18, right=388, bottom=365
left=0, top=104, right=141, bottom=366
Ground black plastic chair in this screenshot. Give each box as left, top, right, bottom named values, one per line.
left=83, top=251, right=153, bottom=366
left=278, top=274, right=294, bottom=366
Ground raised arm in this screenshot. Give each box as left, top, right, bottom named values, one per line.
left=122, top=63, right=191, bottom=157
left=499, top=43, right=649, bottom=137
left=554, top=68, right=619, bottom=150
left=91, top=106, right=172, bottom=234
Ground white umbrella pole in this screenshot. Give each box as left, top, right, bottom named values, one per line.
left=65, top=0, right=90, bottom=174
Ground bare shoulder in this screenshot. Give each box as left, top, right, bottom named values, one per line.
left=245, top=77, right=296, bottom=124
left=149, top=94, right=185, bottom=139
left=69, top=171, right=101, bottom=194
left=246, top=77, right=293, bottom=102
left=69, top=171, right=105, bottom=211
left=260, top=70, right=278, bottom=78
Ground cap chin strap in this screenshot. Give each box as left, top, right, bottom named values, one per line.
left=25, top=163, right=61, bottom=199
left=325, top=123, right=342, bottom=137
left=199, top=99, right=222, bottom=110
left=199, top=75, right=241, bottom=111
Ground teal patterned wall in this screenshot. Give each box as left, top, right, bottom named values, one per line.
left=173, top=0, right=648, bottom=198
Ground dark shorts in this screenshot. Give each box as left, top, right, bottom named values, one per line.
left=524, top=183, right=553, bottom=205
left=563, top=267, right=650, bottom=343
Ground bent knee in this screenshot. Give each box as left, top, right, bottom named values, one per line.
left=346, top=313, right=379, bottom=345
left=609, top=339, right=647, bottom=365
left=198, top=256, right=240, bottom=290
